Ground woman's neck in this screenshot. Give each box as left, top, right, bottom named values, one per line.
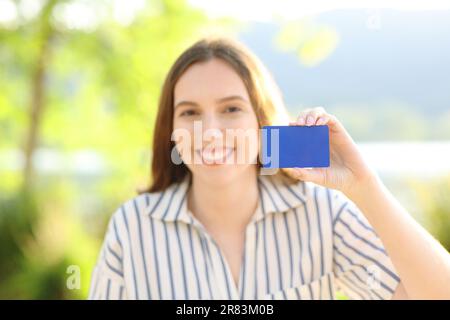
left=188, top=167, right=259, bottom=233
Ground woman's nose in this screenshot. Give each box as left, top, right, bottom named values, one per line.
left=201, top=113, right=224, bottom=132
left=200, top=114, right=226, bottom=143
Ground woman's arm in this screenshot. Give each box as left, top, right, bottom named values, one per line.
left=346, top=172, right=450, bottom=299
left=287, top=106, right=450, bottom=300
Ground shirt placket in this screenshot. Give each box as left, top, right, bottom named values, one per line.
left=187, top=215, right=234, bottom=299
left=193, top=215, right=256, bottom=299
left=238, top=221, right=256, bottom=300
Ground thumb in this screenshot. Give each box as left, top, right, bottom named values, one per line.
left=290, top=167, right=325, bottom=185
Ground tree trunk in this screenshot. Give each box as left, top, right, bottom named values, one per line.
left=22, top=2, right=56, bottom=189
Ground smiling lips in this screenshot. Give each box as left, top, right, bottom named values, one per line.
left=196, top=147, right=235, bottom=165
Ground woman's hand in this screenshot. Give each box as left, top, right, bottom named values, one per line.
left=285, top=107, right=450, bottom=300
left=285, top=106, right=377, bottom=197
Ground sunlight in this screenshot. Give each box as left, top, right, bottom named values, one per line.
left=188, top=0, right=450, bottom=21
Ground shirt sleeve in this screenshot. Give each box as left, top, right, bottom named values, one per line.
left=330, top=188, right=401, bottom=300
left=88, top=212, right=127, bottom=300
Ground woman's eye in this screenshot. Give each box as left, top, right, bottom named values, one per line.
left=224, top=106, right=242, bottom=113
left=179, top=110, right=198, bottom=117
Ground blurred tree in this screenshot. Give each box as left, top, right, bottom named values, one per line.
left=22, top=0, right=58, bottom=188
left=409, top=176, right=450, bottom=252
left=0, top=0, right=227, bottom=299
left=274, top=19, right=339, bottom=67
left=1, top=0, right=218, bottom=190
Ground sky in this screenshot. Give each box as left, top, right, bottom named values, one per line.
left=188, top=0, right=450, bottom=21
left=1, top=0, right=450, bottom=174
left=2, top=0, right=450, bottom=29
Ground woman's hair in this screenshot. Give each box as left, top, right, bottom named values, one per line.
left=143, top=36, right=297, bottom=193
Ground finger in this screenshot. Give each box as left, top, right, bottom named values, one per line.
left=315, top=117, right=325, bottom=125
left=296, top=108, right=313, bottom=125
left=316, top=115, right=330, bottom=125
left=322, top=114, right=346, bottom=133
left=312, top=106, right=329, bottom=125
left=297, top=107, right=329, bottom=126
left=299, top=106, right=326, bottom=126
left=297, top=117, right=306, bottom=125
left=306, top=107, right=327, bottom=126
left=305, top=114, right=316, bottom=126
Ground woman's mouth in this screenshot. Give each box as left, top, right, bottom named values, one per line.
left=196, top=147, right=235, bottom=165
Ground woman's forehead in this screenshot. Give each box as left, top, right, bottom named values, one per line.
left=174, top=59, right=250, bottom=104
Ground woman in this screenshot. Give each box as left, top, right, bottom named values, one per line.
left=88, top=37, right=450, bottom=300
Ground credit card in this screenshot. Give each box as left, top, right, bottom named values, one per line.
left=261, top=125, right=330, bottom=168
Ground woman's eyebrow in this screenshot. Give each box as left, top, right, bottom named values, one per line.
left=216, top=95, right=250, bottom=104
left=174, top=95, right=249, bottom=110
left=174, top=100, right=199, bottom=110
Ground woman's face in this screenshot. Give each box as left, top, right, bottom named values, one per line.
left=173, top=58, right=260, bottom=185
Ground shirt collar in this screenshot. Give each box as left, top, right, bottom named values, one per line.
left=254, top=174, right=307, bottom=221
left=143, top=174, right=192, bottom=224
left=144, top=173, right=307, bottom=224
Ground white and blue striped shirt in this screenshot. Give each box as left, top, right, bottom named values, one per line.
left=88, top=174, right=401, bottom=300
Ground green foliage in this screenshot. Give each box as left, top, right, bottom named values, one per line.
left=1, top=0, right=448, bottom=300
left=325, top=103, right=429, bottom=141
left=0, top=189, right=39, bottom=280
left=0, top=186, right=101, bottom=299
left=0, top=0, right=222, bottom=299
left=275, top=19, right=339, bottom=67
left=408, top=176, right=450, bottom=252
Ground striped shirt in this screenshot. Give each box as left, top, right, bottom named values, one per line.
left=88, top=174, right=401, bottom=300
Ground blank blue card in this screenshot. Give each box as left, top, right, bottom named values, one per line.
left=261, top=125, right=330, bottom=168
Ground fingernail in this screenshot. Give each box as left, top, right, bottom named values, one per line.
left=298, top=117, right=305, bottom=125
left=316, top=117, right=324, bottom=125
left=306, top=115, right=314, bottom=126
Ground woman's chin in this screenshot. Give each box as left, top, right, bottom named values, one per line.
left=191, top=164, right=252, bottom=185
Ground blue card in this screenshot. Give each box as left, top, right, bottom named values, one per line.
left=261, top=125, right=330, bottom=168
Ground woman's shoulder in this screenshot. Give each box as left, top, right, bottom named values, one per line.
left=110, top=178, right=189, bottom=224
left=110, top=193, right=153, bottom=221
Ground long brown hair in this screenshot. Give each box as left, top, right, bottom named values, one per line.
left=143, top=36, right=297, bottom=193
